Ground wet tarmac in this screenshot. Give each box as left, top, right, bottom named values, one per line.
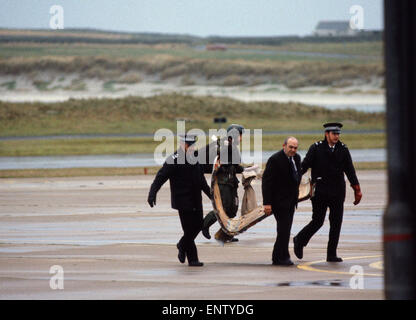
left=0, top=170, right=385, bottom=299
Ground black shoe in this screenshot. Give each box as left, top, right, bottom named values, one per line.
left=202, top=228, right=211, bottom=240
left=272, top=259, right=294, bottom=266
left=188, top=261, right=204, bottom=267
left=327, top=256, right=343, bottom=262
left=225, top=237, right=239, bottom=243
left=293, top=236, right=303, bottom=259
left=176, top=243, right=185, bottom=263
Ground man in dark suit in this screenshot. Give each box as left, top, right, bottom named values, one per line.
left=262, top=137, right=301, bottom=266
left=147, top=135, right=211, bottom=267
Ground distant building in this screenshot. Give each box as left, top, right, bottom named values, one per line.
left=314, top=21, right=357, bottom=36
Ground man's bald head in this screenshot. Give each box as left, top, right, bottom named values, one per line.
left=283, top=137, right=298, bottom=157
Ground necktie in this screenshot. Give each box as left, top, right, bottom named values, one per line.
left=290, top=157, right=298, bottom=182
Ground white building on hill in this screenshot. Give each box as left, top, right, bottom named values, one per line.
left=314, top=21, right=357, bottom=36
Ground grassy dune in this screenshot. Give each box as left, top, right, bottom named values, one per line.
left=0, top=94, right=385, bottom=159
left=0, top=94, right=385, bottom=138
left=0, top=55, right=382, bottom=88
left=0, top=92, right=385, bottom=157
left=264, top=41, right=382, bottom=57
left=0, top=37, right=385, bottom=177
left=0, top=40, right=383, bottom=89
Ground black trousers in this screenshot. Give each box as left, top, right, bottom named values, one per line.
left=272, top=204, right=295, bottom=262
left=178, top=209, right=203, bottom=262
left=295, top=193, right=344, bottom=256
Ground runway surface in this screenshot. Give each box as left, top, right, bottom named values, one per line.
left=0, top=170, right=385, bottom=299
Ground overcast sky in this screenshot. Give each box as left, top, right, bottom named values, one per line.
left=0, top=0, right=383, bottom=36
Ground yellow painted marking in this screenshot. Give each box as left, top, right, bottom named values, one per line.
left=369, top=260, right=383, bottom=270
left=297, top=255, right=383, bottom=277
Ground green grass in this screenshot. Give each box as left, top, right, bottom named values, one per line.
left=33, top=80, right=52, bottom=91
left=261, top=133, right=385, bottom=151
left=0, top=166, right=162, bottom=178
left=64, top=79, right=86, bottom=91
left=0, top=42, right=382, bottom=62
left=0, top=80, right=16, bottom=90
left=268, top=41, right=382, bottom=57
left=0, top=94, right=385, bottom=138
left=0, top=133, right=385, bottom=157
left=0, top=137, right=157, bottom=156
left=102, top=80, right=126, bottom=92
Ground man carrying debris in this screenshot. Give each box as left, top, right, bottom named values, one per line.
left=200, top=124, right=245, bottom=242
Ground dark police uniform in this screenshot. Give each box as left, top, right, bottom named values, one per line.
left=200, top=125, right=245, bottom=240
left=148, top=146, right=211, bottom=265
left=294, top=123, right=361, bottom=261
left=199, top=139, right=219, bottom=175
left=215, top=140, right=244, bottom=215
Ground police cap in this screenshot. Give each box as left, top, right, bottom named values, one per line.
left=226, top=124, right=245, bottom=135
left=323, top=122, right=343, bottom=134
left=179, top=134, right=197, bottom=145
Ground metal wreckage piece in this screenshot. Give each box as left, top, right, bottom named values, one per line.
left=210, top=156, right=314, bottom=243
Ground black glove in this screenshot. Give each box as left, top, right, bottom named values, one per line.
left=148, top=193, right=156, bottom=207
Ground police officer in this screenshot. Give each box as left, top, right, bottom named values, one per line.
left=293, top=122, right=362, bottom=262
left=147, top=135, right=211, bottom=267
left=201, top=124, right=245, bottom=241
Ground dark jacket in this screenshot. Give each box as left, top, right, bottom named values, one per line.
left=217, top=141, right=244, bottom=187
left=262, top=149, right=301, bottom=209
left=301, top=139, right=359, bottom=199
left=199, top=141, right=218, bottom=174
left=148, top=148, right=211, bottom=211
left=199, top=138, right=243, bottom=174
